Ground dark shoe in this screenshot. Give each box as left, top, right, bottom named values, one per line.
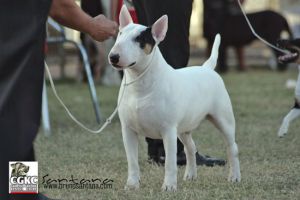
left=216, top=64, right=229, bottom=74
left=148, top=151, right=226, bottom=167
left=177, top=151, right=226, bottom=166
left=177, top=151, right=187, bottom=166
left=148, top=151, right=186, bottom=166
left=147, top=156, right=164, bottom=166
left=147, top=144, right=165, bottom=166
left=196, top=152, right=226, bottom=167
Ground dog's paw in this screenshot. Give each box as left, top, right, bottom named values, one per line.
left=183, top=170, right=197, bottom=181
left=124, top=178, right=140, bottom=190
left=228, top=171, right=241, bottom=182
left=278, top=122, right=289, bottom=138
left=124, top=183, right=139, bottom=190
left=161, top=183, right=177, bottom=192
left=278, top=127, right=288, bottom=138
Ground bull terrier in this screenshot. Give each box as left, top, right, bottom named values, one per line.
left=277, top=39, right=300, bottom=137
left=108, top=5, right=241, bottom=191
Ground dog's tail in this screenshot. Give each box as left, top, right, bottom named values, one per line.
left=202, top=34, right=221, bottom=70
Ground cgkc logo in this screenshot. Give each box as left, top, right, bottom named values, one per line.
left=9, top=161, right=38, bottom=194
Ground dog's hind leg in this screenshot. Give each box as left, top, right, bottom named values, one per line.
left=208, top=101, right=241, bottom=182
left=161, top=128, right=177, bottom=191
left=178, top=132, right=197, bottom=181
left=278, top=107, right=300, bottom=137
left=122, top=126, right=140, bottom=190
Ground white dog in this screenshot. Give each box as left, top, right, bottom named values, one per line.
left=108, top=5, right=241, bottom=191
left=277, top=39, right=300, bottom=137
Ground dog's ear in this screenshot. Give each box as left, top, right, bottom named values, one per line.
left=119, top=5, right=133, bottom=30
left=151, top=15, right=168, bottom=43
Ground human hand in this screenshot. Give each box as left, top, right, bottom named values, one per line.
left=88, top=14, right=118, bottom=42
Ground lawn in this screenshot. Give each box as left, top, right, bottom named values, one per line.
left=36, top=69, right=300, bottom=200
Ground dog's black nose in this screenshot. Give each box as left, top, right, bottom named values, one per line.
left=109, top=54, right=120, bottom=64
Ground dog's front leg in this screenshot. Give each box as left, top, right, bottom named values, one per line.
left=161, top=128, right=177, bottom=191
left=122, top=126, right=140, bottom=190
left=278, top=108, right=300, bottom=137
left=178, top=132, right=197, bottom=180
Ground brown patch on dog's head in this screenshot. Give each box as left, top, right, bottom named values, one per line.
left=134, top=27, right=156, bottom=55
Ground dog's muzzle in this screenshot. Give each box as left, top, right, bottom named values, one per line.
left=112, top=62, right=137, bottom=70
left=109, top=53, right=136, bottom=70
left=109, top=53, right=120, bottom=65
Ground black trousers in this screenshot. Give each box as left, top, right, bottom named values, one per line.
left=133, top=0, right=193, bottom=67
left=132, top=0, right=193, bottom=158
left=0, top=0, right=51, bottom=198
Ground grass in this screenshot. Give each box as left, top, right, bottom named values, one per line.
left=36, top=69, right=300, bottom=200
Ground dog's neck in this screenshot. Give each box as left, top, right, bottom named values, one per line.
left=124, top=47, right=173, bottom=87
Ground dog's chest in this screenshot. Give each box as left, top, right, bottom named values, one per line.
left=119, top=91, right=170, bottom=138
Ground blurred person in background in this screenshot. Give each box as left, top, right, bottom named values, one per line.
left=0, top=0, right=117, bottom=199
left=203, top=0, right=246, bottom=72
left=80, top=0, right=107, bottom=82
left=111, top=0, right=138, bottom=23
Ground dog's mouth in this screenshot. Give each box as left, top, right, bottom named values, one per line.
left=112, top=62, right=136, bottom=70
left=277, top=39, right=300, bottom=64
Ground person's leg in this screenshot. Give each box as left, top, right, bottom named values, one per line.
left=132, top=0, right=148, bottom=26
left=203, top=0, right=228, bottom=72
left=216, top=43, right=228, bottom=73
left=80, top=0, right=105, bottom=82
left=143, top=0, right=193, bottom=67
left=0, top=54, right=45, bottom=199
left=0, top=1, right=51, bottom=199
left=146, top=138, right=165, bottom=164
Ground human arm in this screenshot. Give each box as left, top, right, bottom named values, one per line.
left=49, top=0, right=118, bottom=41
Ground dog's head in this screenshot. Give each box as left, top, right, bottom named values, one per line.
left=277, top=39, right=300, bottom=64
left=108, top=5, right=168, bottom=70
left=11, top=162, right=30, bottom=177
